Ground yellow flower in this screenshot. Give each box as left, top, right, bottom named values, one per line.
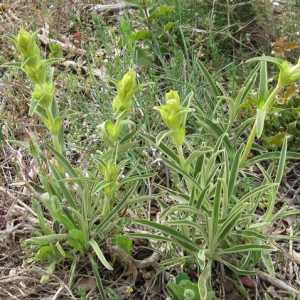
left=32, top=82, right=54, bottom=108
left=121, top=68, right=136, bottom=92
left=278, top=60, right=300, bottom=87
left=154, top=90, right=191, bottom=130
left=11, top=26, right=41, bottom=66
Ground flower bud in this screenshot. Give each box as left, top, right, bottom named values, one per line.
left=32, top=82, right=54, bottom=109
left=111, top=68, right=137, bottom=117
left=24, top=60, right=46, bottom=84
left=154, top=90, right=191, bottom=130
left=121, top=68, right=136, bottom=92
left=24, top=54, right=41, bottom=69
left=105, top=160, right=119, bottom=183
left=278, top=60, right=300, bottom=87
left=166, top=90, right=180, bottom=103
left=15, top=27, right=40, bottom=61
left=97, top=120, right=120, bottom=147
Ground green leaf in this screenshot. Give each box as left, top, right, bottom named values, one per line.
left=46, top=143, right=83, bottom=189
left=40, top=262, right=56, bottom=283
left=262, top=251, right=275, bottom=278
left=145, top=5, right=174, bottom=21
left=197, top=60, right=219, bottom=98
left=161, top=156, right=203, bottom=193
left=29, top=181, right=46, bottom=194
left=195, top=116, right=234, bottom=154
left=67, top=229, right=85, bottom=251
left=176, top=272, right=190, bottom=284
left=116, top=173, right=155, bottom=188
left=159, top=204, right=205, bottom=220
left=88, top=253, right=107, bottom=300
left=29, top=97, right=40, bottom=116
left=238, top=64, right=259, bottom=105
left=235, top=230, right=268, bottom=240
left=227, top=145, right=243, bottom=202
left=100, top=141, right=139, bottom=162
left=53, top=109, right=77, bottom=133
left=27, top=233, right=68, bottom=243
left=244, top=151, right=300, bottom=166
left=43, top=196, right=76, bottom=231
left=267, top=132, right=286, bottom=149
left=95, top=183, right=137, bottom=233
left=43, top=57, right=64, bottom=67
left=274, top=136, right=287, bottom=186
left=164, top=21, right=177, bottom=32
left=136, top=46, right=155, bottom=66
left=35, top=245, right=73, bottom=260
left=257, top=61, right=269, bottom=108
left=212, top=178, right=223, bottom=236
left=198, top=262, right=211, bottom=300
left=139, top=132, right=181, bottom=165
left=131, top=30, right=150, bottom=41
left=213, top=203, right=246, bottom=246
left=89, top=239, right=113, bottom=270
left=133, top=219, right=200, bottom=253
left=216, top=96, right=235, bottom=129
left=184, top=147, right=213, bottom=170
left=218, top=244, right=275, bottom=254
left=216, top=257, right=257, bottom=275
left=1, top=62, right=22, bottom=68
left=287, top=121, right=298, bottom=136
left=126, top=233, right=173, bottom=243
left=182, top=280, right=200, bottom=299
left=256, top=109, right=266, bottom=138
left=166, top=281, right=185, bottom=300
left=246, top=56, right=283, bottom=67
left=126, top=193, right=164, bottom=206
left=120, top=124, right=136, bottom=144
left=112, top=236, right=132, bottom=255
left=156, top=129, right=174, bottom=146
left=55, top=241, right=66, bottom=257
left=68, top=207, right=88, bottom=245
left=32, top=198, right=53, bottom=235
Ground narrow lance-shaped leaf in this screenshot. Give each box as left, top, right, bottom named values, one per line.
left=256, top=108, right=266, bottom=138
left=89, top=239, right=113, bottom=270
left=257, top=60, right=269, bottom=109
left=133, top=219, right=200, bottom=253
left=88, top=253, right=108, bottom=300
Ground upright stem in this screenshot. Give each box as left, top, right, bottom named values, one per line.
left=262, top=84, right=282, bottom=111
left=239, top=123, right=257, bottom=167
left=177, top=145, right=185, bottom=167
left=177, top=145, right=193, bottom=193
left=45, top=106, right=61, bottom=154
left=239, top=84, right=283, bottom=167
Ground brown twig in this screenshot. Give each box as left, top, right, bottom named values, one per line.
left=257, top=270, right=299, bottom=295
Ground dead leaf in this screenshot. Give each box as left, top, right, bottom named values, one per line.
left=74, top=277, right=96, bottom=292
left=240, top=276, right=257, bottom=288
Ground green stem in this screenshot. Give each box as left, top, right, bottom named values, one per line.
left=45, top=106, right=61, bottom=154
left=239, top=123, right=257, bottom=167
left=177, top=145, right=185, bottom=167
left=177, top=145, right=193, bottom=193
left=239, top=84, right=283, bottom=167
left=262, top=84, right=282, bottom=111
left=102, top=195, right=111, bottom=220
left=102, top=185, right=116, bottom=219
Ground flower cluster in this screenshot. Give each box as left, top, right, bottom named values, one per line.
left=97, top=68, right=152, bottom=147
left=155, top=90, right=193, bottom=148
